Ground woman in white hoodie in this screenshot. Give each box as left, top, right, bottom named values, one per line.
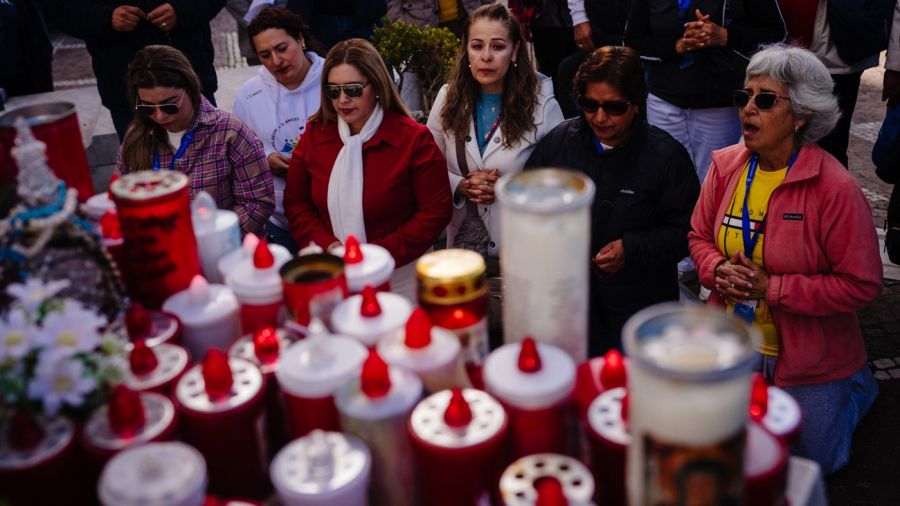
left=233, top=6, right=325, bottom=252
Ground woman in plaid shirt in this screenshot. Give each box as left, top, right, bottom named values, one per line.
left=116, top=45, right=274, bottom=235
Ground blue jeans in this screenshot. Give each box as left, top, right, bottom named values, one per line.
left=755, top=353, right=878, bottom=474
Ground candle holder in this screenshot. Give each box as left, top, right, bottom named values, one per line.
left=227, top=239, right=286, bottom=334
left=280, top=254, right=348, bottom=330
left=98, top=442, right=207, bottom=506
left=163, top=275, right=241, bottom=361
left=332, top=285, right=412, bottom=347
left=332, top=235, right=396, bottom=294
left=498, top=453, right=594, bottom=506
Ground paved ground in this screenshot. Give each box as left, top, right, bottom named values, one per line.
left=35, top=8, right=900, bottom=503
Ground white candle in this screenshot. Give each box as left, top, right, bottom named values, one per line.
left=192, top=191, right=241, bottom=284
left=162, top=275, right=241, bottom=361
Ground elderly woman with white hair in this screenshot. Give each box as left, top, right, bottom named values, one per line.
left=689, top=44, right=883, bottom=474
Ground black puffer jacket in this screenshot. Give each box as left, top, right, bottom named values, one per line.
left=39, top=0, right=223, bottom=113
left=525, top=117, right=699, bottom=353
left=585, top=0, right=632, bottom=46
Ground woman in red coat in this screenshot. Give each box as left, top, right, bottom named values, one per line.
left=283, top=38, right=452, bottom=300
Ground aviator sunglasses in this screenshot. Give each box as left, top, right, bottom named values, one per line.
left=135, top=90, right=185, bottom=117
left=733, top=89, right=791, bottom=110
left=577, top=97, right=632, bottom=116
left=324, top=82, right=370, bottom=100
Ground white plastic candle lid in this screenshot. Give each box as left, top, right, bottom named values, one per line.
left=218, top=239, right=292, bottom=282
left=84, top=191, right=115, bottom=220
left=0, top=416, right=74, bottom=470
left=227, top=261, right=284, bottom=305
left=331, top=292, right=412, bottom=346
left=229, top=328, right=295, bottom=374
left=175, top=357, right=264, bottom=414
left=763, top=386, right=802, bottom=438
left=499, top=453, right=594, bottom=506
left=744, top=422, right=786, bottom=477
left=586, top=387, right=630, bottom=446
left=377, top=325, right=460, bottom=374
left=483, top=341, right=575, bottom=409
left=83, top=392, right=176, bottom=451
left=192, top=191, right=239, bottom=236
left=162, top=276, right=239, bottom=328
left=98, top=442, right=207, bottom=506
left=111, top=311, right=181, bottom=348
left=275, top=332, right=367, bottom=398
left=125, top=343, right=190, bottom=391
left=271, top=430, right=371, bottom=499
left=334, top=367, right=423, bottom=420
left=331, top=244, right=395, bottom=292
left=409, top=388, right=506, bottom=448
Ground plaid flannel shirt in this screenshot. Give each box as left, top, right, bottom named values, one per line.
left=116, top=97, right=274, bottom=235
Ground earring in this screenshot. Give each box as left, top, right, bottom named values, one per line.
left=513, top=61, right=518, bottom=68
left=794, top=126, right=800, bottom=134
left=376, top=95, right=380, bottom=100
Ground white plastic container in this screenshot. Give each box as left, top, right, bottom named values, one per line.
left=162, top=274, right=241, bottom=361
left=192, top=191, right=241, bottom=284
left=331, top=288, right=412, bottom=347
left=332, top=237, right=395, bottom=294
left=227, top=240, right=285, bottom=334
left=217, top=233, right=291, bottom=283
left=98, top=442, right=207, bottom=506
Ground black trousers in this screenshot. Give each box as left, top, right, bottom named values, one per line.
left=817, top=71, right=863, bottom=169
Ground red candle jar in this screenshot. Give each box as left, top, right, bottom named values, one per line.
left=110, top=171, right=201, bottom=308
left=409, top=388, right=509, bottom=506
left=416, top=250, right=489, bottom=388
left=498, top=453, right=595, bottom=505
left=332, top=235, right=395, bottom=294
left=111, top=302, right=183, bottom=347
left=744, top=422, right=789, bottom=506
left=331, top=285, right=412, bottom=347
left=81, top=388, right=179, bottom=479
left=98, top=442, right=207, bottom=506
left=585, top=387, right=629, bottom=506
left=0, top=414, right=89, bottom=506
left=174, top=350, right=270, bottom=499
left=483, top=338, right=576, bottom=458
left=280, top=254, right=348, bottom=330
left=124, top=341, right=191, bottom=397
left=275, top=319, right=367, bottom=438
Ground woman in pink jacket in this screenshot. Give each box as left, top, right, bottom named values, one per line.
left=688, top=45, right=882, bottom=474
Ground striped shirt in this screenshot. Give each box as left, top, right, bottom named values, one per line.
left=116, top=97, right=274, bottom=235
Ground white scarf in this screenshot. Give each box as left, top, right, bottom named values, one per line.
left=327, top=105, right=384, bottom=243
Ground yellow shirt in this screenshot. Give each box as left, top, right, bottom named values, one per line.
left=716, top=161, right=788, bottom=356
left=439, top=0, right=460, bottom=23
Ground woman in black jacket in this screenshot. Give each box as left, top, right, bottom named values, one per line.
left=525, top=46, right=699, bottom=355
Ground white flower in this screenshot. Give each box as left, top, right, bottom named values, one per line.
left=28, top=355, right=97, bottom=415
left=5, top=278, right=70, bottom=312
left=37, top=299, right=106, bottom=359
left=0, top=308, right=35, bottom=362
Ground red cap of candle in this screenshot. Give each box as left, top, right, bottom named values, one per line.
left=360, top=348, right=391, bottom=399
left=404, top=307, right=432, bottom=349
left=517, top=337, right=542, bottom=373
left=600, top=349, right=627, bottom=389
left=443, top=388, right=472, bottom=427
left=107, top=384, right=146, bottom=438
left=621, top=391, right=629, bottom=426
left=535, top=477, right=568, bottom=506
left=343, top=235, right=364, bottom=264
left=359, top=285, right=382, bottom=317
left=253, top=326, right=280, bottom=364
left=749, top=373, right=768, bottom=422
left=8, top=411, right=45, bottom=452
left=202, top=348, right=234, bottom=400
left=129, top=339, right=159, bottom=376
left=100, top=209, right=122, bottom=240
left=253, top=238, right=275, bottom=269
left=124, top=302, right=152, bottom=341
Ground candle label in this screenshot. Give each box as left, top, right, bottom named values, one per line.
left=642, top=429, right=745, bottom=505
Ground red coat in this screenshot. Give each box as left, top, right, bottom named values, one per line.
left=689, top=144, right=883, bottom=387
left=284, top=109, right=452, bottom=267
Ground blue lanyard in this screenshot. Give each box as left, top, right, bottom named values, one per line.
left=677, top=0, right=692, bottom=17
left=152, top=127, right=197, bottom=171
left=741, top=150, right=799, bottom=258
left=593, top=135, right=605, bottom=155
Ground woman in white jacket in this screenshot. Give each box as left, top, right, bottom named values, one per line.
left=233, top=6, right=324, bottom=252
left=427, top=3, right=564, bottom=261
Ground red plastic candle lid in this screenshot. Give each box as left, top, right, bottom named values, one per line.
left=108, top=385, right=146, bottom=437
left=409, top=388, right=506, bottom=448
left=0, top=416, right=74, bottom=469
left=535, top=477, right=568, bottom=506
left=125, top=343, right=189, bottom=393
left=749, top=373, right=768, bottom=422
left=599, top=349, right=627, bottom=390
left=229, top=328, right=294, bottom=375
left=517, top=337, right=542, bottom=373
left=175, top=356, right=263, bottom=413
left=83, top=391, right=176, bottom=451
left=129, top=339, right=159, bottom=376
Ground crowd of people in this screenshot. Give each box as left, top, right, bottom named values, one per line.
left=3, top=0, right=898, bottom=478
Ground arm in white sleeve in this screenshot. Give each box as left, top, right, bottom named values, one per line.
left=568, top=0, right=588, bottom=26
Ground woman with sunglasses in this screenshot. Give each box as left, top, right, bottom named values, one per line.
left=283, top=38, right=451, bottom=301
left=233, top=7, right=324, bottom=253
left=427, top=3, right=564, bottom=263
left=116, top=45, right=273, bottom=235
left=525, top=46, right=699, bottom=355
left=689, top=45, right=882, bottom=474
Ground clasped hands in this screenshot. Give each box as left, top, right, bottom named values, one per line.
left=714, top=251, right=769, bottom=304
left=675, top=9, right=728, bottom=54
left=112, top=3, right=177, bottom=32
left=457, top=169, right=500, bottom=205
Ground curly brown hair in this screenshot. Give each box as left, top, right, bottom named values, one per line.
left=440, top=3, right=539, bottom=149
left=574, top=46, right=647, bottom=113
left=121, top=45, right=203, bottom=172
left=247, top=6, right=321, bottom=55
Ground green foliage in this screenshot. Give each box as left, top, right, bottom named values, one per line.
left=373, top=20, right=460, bottom=114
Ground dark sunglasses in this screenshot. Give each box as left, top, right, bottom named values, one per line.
left=577, top=97, right=632, bottom=116
left=733, top=89, right=791, bottom=110
left=135, top=91, right=185, bottom=117
left=324, top=82, right=370, bottom=99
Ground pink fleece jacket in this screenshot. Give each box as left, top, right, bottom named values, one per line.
left=689, top=144, right=883, bottom=387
